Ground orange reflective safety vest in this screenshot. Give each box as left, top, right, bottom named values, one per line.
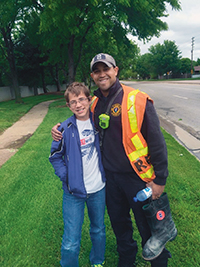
left=90, top=84, right=156, bottom=182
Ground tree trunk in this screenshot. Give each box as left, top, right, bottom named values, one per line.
left=11, top=71, right=22, bottom=102
left=68, top=35, right=75, bottom=84
left=1, top=27, right=22, bottom=103
left=50, top=64, right=61, bottom=92
left=55, top=64, right=61, bottom=91
left=33, top=85, right=38, bottom=96
left=61, top=67, right=68, bottom=84
left=41, top=66, right=47, bottom=93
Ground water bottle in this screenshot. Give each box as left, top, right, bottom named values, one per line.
left=133, top=187, right=152, bottom=202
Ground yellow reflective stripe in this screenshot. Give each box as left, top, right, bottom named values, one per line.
left=127, top=90, right=140, bottom=133
left=127, top=89, right=140, bottom=109
left=131, top=134, right=144, bottom=150
left=90, top=96, right=97, bottom=108
left=128, top=106, right=137, bottom=133
left=129, top=147, right=148, bottom=162
left=128, top=134, right=147, bottom=161
left=140, top=166, right=154, bottom=179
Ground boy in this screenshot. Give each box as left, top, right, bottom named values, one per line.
left=49, top=82, right=106, bottom=267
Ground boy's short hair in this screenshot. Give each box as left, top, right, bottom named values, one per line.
left=64, top=82, right=90, bottom=103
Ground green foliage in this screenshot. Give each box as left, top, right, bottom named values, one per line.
left=0, top=49, right=9, bottom=86
left=39, top=0, right=181, bottom=82
left=180, top=58, right=191, bottom=74
left=136, top=39, right=198, bottom=79
left=148, top=40, right=181, bottom=77
left=0, top=0, right=44, bottom=101
left=0, top=0, right=182, bottom=90
left=136, top=53, right=152, bottom=79
left=195, top=58, right=200, bottom=66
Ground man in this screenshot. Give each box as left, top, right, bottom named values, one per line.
left=52, top=54, right=177, bottom=267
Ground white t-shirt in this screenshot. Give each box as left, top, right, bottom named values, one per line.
left=76, top=119, right=105, bottom=194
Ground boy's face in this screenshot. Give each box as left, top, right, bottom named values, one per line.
left=67, top=92, right=91, bottom=121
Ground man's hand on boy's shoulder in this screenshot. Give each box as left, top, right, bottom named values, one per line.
left=51, top=123, right=62, bottom=141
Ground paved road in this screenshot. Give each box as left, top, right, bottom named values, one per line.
left=121, top=80, right=200, bottom=161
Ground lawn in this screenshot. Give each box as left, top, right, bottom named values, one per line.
left=0, top=93, right=64, bottom=134
left=0, top=96, right=200, bottom=266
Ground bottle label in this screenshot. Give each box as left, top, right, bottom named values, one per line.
left=144, top=187, right=152, bottom=198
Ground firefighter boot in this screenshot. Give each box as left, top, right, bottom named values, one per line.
left=142, top=192, right=177, bottom=261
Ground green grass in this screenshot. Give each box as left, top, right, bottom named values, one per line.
left=0, top=97, right=200, bottom=266
left=0, top=92, right=64, bottom=134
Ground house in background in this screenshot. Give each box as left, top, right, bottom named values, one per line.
left=192, top=65, right=200, bottom=78
left=194, top=65, right=200, bottom=74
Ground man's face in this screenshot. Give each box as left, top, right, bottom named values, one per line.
left=90, top=62, right=119, bottom=96
left=67, top=92, right=91, bottom=121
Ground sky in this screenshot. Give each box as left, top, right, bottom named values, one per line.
left=129, top=0, right=200, bottom=61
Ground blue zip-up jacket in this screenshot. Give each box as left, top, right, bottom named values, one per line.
left=49, top=112, right=106, bottom=198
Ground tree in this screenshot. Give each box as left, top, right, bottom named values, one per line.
left=75, top=15, right=139, bottom=84
left=16, top=35, right=46, bottom=94
left=136, top=53, right=152, bottom=79
left=39, top=0, right=181, bottom=83
left=15, top=6, right=52, bottom=94
left=0, top=45, right=10, bottom=86
left=195, top=58, right=200, bottom=66
left=0, top=0, right=43, bottom=102
left=148, top=40, right=181, bottom=78
left=180, top=58, right=191, bottom=74
left=0, top=0, right=182, bottom=98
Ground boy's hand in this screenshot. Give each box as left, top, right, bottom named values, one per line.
left=51, top=123, right=62, bottom=141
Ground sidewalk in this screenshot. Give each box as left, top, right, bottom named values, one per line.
left=0, top=100, right=54, bottom=167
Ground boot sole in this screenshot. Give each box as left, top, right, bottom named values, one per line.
left=142, top=228, right=178, bottom=261
left=169, top=227, right=178, bottom=241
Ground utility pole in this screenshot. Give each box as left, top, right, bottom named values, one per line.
left=191, top=37, right=195, bottom=75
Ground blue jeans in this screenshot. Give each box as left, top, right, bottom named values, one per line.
left=60, top=187, right=106, bottom=267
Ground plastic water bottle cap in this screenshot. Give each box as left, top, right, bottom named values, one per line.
left=133, top=197, right=138, bottom=202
